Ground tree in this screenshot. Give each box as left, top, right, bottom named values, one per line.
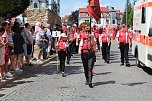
left=122, top=0, right=133, bottom=27
left=0, top=0, right=30, bottom=19
left=80, top=21, right=90, bottom=26
left=68, top=10, right=79, bottom=25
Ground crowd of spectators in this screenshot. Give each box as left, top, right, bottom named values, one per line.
left=0, top=19, right=53, bottom=82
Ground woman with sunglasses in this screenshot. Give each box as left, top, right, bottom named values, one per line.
left=79, top=26, right=96, bottom=88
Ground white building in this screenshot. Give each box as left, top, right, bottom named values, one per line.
left=79, top=6, right=123, bottom=28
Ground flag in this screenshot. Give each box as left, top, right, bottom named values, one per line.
left=88, top=0, right=101, bottom=21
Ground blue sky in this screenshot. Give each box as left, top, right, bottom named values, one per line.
left=60, top=0, right=133, bottom=17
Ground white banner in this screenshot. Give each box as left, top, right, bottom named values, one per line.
left=52, top=31, right=61, bottom=38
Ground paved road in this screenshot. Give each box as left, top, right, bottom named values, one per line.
left=0, top=41, right=152, bottom=101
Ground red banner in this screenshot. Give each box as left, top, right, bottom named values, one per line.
left=88, top=0, right=101, bottom=21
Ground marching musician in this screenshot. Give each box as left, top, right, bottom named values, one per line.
left=79, top=26, right=96, bottom=88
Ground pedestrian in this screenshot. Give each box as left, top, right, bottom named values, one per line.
left=13, top=27, right=25, bottom=73
left=2, top=22, right=13, bottom=78
left=116, top=24, right=132, bottom=67
left=99, top=28, right=111, bottom=63
left=79, top=26, right=96, bottom=88
left=7, top=25, right=16, bottom=72
left=0, top=26, right=6, bottom=81
left=24, top=23, right=34, bottom=65
left=35, top=22, right=45, bottom=62
left=44, top=26, right=52, bottom=58
left=57, top=33, right=68, bottom=77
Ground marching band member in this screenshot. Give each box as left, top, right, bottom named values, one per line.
left=116, top=24, right=132, bottom=67
left=79, top=26, right=96, bottom=88
left=99, top=28, right=111, bottom=63
left=57, top=33, right=68, bottom=77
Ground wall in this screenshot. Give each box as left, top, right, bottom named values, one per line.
left=27, top=8, right=61, bottom=27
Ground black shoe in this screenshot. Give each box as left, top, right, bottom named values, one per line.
left=85, top=81, right=89, bottom=85
left=120, top=63, right=124, bottom=66
left=89, top=84, right=93, bottom=88
left=62, top=72, right=66, bottom=77
left=66, top=61, right=70, bottom=64
left=107, top=61, right=110, bottom=64
left=126, top=63, right=130, bottom=67
left=27, top=63, right=34, bottom=66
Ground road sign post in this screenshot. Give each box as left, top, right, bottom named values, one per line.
left=52, top=31, right=61, bottom=73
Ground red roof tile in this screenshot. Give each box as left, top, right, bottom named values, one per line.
left=100, top=7, right=109, bottom=13
left=79, top=8, right=88, bottom=13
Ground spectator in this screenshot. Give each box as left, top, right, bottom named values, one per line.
left=24, top=23, right=34, bottom=66
left=35, top=22, right=45, bottom=63
left=44, top=26, right=52, bottom=58
left=13, top=27, right=25, bottom=74
left=7, top=25, right=16, bottom=72
left=13, top=19, right=20, bottom=33
left=2, top=22, right=13, bottom=78
left=0, top=26, right=6, bottom=81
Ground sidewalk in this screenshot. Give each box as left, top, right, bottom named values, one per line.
left=0, top=48, right=57, bottom=88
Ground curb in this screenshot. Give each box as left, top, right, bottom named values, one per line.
left=0, top=54, right=57, bottom=88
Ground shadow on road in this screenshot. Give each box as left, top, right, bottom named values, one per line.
left=95, top=72, right=112, bottom=76
left=3, top=81, right=34, bottom=88
left=122, top=82, right=147, bottom=86
left=93, top=81, right=116, bottom=87
left=0, top=94, right=5, bottom=97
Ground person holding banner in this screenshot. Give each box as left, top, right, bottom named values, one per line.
left=79, top=26, right=96, bottom=88
left=57, top=33, right=68, bottom=77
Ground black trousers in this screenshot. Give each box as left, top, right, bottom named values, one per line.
left=81, top=51, right=95, bottom=84
left=66, top=47, right=71, bottom=63
left=120, top=43, right=129, bottom=64
left=71, top=39, right=76, bottom=54
left=96, top=38, right=100, bottom=50
left=102, top=42, right=110, bottom=62
left=58, top=51, right=67, bottom=72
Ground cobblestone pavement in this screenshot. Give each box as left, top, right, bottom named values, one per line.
left=0, top=41, right=152, bottom=101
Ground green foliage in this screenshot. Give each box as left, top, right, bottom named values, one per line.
left=68, top=10, right=79, bottom=25
left=128, top=8, right=133, bottom=27
left=122, top=0, right=133, bottom=27
left=0, top=0, right=30, bottom=18
left=80, top=21, right=90, bottom=26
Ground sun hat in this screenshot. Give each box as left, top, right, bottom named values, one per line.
left=60, top=33, right=67, bottom=38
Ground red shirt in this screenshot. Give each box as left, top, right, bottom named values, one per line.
left=101, top=32, right=108, bottom=43
left=79, top=30, right=85, bottom=40
left=57, top=40, right=67, bottom=51
left=80, top=38, right=93, bottom=52
left=116, top=29, right=132, bottom=43
left=93, top=29, right=100, bottom=38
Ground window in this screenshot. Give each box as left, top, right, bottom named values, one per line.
left=141, top=7, right=146, bottom=23
left=106, top=20, right=109, bottom=24
left=85, top=13, right=89, bottom=17
left=34, top=2, right=38, bottom=8
left=85, top=20, right=89, bottom=22
left=113, top=20, right=115, bottom=24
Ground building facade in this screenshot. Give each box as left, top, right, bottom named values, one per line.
left=26, top=0, right=61, bottom=26
left=79, top=6, right=123, bottom=28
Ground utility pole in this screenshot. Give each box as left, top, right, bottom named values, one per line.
left=126, top=0, right=128, bottom=30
